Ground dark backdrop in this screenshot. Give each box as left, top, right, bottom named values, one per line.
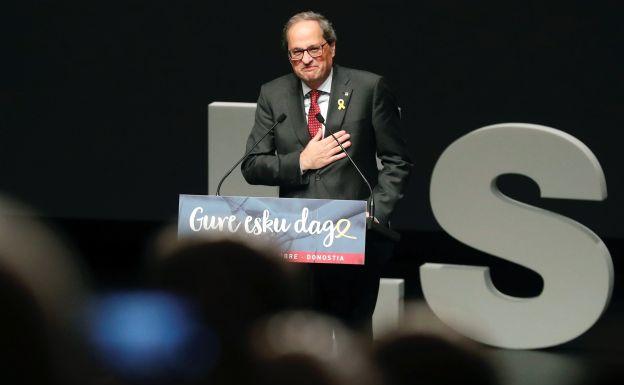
left=3, top=1, right=623, bottom=239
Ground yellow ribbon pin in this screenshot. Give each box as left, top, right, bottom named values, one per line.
left=337, top=99, right=346, bottom=110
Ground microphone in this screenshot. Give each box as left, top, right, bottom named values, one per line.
left=315, top=113, right=376, bottom=223
left=216, top=113, right=287, bottom=196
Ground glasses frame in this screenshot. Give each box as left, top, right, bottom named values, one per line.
left=288, top=42, right=329, bottom=61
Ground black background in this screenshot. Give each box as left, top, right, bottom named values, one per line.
left=3, top=0, right=623, bottom=293
left=4, top=0, right=623, bottom=236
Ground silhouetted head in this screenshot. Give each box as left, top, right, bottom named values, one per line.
left=247, top=311, right=381, bottom=385
left=374, top=333, right=498, bottom=385
left=152, top=238, right=303, bottom=333
left=0, top=194, right=92, bottom=385
left=0, top=266, right=54, bottom=385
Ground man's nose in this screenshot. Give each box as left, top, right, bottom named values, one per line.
left=302, top=50, right=314, bottom=64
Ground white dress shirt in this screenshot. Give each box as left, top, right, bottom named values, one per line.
left=302, top=69, right=333, bottom=138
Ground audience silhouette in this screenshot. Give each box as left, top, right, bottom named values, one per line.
left=0, top=194, right=506, bottom=385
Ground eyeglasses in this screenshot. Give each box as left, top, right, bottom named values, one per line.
left=288, top=42, right=328, bottom=61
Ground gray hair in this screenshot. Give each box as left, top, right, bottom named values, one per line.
left=282, top=11, right=337, bottom=49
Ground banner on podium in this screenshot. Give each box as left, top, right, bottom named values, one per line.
left=178, top=195, right=367, bottom=265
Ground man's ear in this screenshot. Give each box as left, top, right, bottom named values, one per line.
left=331, top=43, right=336, bottom=57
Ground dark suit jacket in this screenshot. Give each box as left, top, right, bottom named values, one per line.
left=241, top=65, right=412, bottom=225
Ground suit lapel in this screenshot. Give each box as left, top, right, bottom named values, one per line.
left=285, top=76, right=310, bottom=147
left=324, top=65, right=352, bottom=138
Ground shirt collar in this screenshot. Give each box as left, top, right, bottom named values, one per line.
left=301, top=68, right=333, bottom=97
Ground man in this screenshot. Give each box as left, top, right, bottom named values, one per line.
left=241, top=11, right=412, bottom=336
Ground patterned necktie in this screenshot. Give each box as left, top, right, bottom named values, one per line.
left=307, top=89, right=321, bottom=138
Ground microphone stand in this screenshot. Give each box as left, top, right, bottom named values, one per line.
left=315, top=113, right=399, bottom=242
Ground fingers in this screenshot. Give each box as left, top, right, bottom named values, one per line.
left=328, top=152, right=347, bottom=162
left=336, top=133, right=350, bottom=144
left=305, top=130, right=351, bottom=169
left=316, top=149, right=348, bottom=168
left=328, top=141, right=351, bottom=156
left=323, top=133, right=350, bottom=149
left=322, top=130, right=347, bottom=144
left=311, top=129, right=323, bottom=141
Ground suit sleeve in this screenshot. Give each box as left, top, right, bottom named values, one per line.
left=241, top=86, right=309, bottom=187
left=371, top=77, right=413, bottom=224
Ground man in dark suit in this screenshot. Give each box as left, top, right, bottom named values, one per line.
left=241, top=11, right=412, bottom=336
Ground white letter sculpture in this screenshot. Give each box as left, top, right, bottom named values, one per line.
left=424, top=123, right=613, bottom=349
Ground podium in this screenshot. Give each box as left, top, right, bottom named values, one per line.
left=179, top=194, right=399, bottom=265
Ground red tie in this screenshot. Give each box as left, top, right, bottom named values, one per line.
left=307, top=89, right=321, bottom=138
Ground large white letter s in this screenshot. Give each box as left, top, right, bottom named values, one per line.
left=424, top=123, right=613, bottom=349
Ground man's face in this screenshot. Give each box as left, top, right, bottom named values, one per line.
left=287, top=20, right=335, bottom=89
